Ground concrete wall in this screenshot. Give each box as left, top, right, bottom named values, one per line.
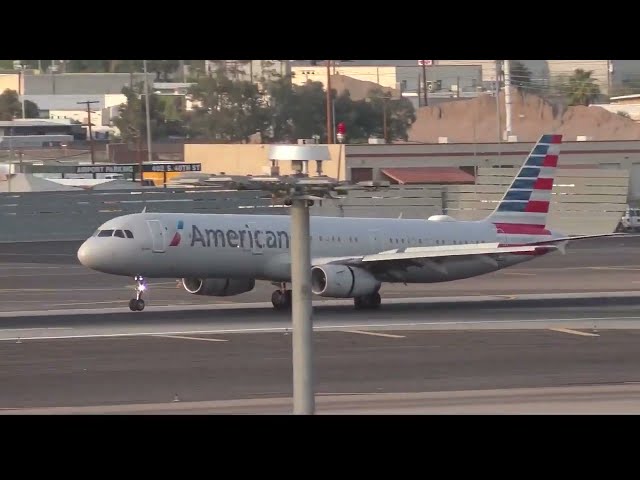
left=0, top=165, right=628, bottom=243
left=184, top=144, right=348, bottom=180
left=344, top=140, right=640, bottom=201
left=0, top=189, right=286, bottom=243
left=308, top=168, right=629, bottom=235
left=445, top=167, right=629, bottom=234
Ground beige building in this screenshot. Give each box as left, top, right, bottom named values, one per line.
left=0, top=72, right=24, bottom=94
left=594, top=94, right=640, bottom=122
left=291, top=65, right=398, bottom=90
left=185, top=144, right=348, bottom=180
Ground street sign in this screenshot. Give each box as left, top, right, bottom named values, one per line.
left=418, top=60, right=433, bottom=66
left=74, top=163, right=202, bottom=174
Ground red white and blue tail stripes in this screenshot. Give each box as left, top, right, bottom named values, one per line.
left=488, top=133, right=561, bottom=235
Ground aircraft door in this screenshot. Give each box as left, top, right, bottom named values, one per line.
left=146, top=220, right=166, bottom=253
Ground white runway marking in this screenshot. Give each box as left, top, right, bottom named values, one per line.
left=49, top=301, right=128, bottom=306
left=0, top=316, right=636, bottom=342
left=343, top=330, right=406, bottom=339
left=155, top=335, right=228, bottom=342
left=0, top=327, right=71, bottom=332
left=549, top=328, right=600, bottom=337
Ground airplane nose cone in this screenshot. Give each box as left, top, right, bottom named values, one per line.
left=77, top=240, right=92, bottom=267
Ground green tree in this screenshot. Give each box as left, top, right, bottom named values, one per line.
left=66, top=60, right=111, bottom=73
left=558, top=69, right=601, bottom=106
left=263, top=75, right=298, bottom=142
left=509, top=60, right=540, bottom=95
left=357, top=88, right=416, bottom=142
left=185, top=71, right=271, bottom=142
left=147, top=60, right=180, bottom=81
left=112, top=86, right=184, bottom=142
left=0, top=89, right=39, bottom=120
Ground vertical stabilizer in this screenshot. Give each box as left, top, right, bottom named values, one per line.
left=486, top=133, right=562, bottom=232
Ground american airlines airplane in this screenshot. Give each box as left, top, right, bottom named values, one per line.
left=77, top=134, right=621, bottom=312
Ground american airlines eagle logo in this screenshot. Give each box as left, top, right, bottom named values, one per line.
left=169, top=220, right=184, bottom=246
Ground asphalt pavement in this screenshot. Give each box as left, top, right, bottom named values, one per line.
left=1, top=328, right=640, bottom=411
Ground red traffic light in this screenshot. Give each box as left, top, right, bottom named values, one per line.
left=337, top=122, right=346, bottom=135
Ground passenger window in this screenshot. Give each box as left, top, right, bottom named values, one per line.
left=125, top=230, right=134, bottom=239
left=98, top=230, right=114, bottom=237
left=114, top=230, right=125, bottom=238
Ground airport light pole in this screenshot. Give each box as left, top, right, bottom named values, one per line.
left=290, top=194, right=314, bottom=413
left=233, top=144, right=389, bottom=414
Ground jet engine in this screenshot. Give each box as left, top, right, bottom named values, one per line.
left=311, top=265, right=380, bottom=298
left=181, top=278, right=256, bottom=296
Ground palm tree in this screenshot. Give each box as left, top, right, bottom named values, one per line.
left=565, top=69, right=601, bottom=106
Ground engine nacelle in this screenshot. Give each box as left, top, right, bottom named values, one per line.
left=311, top=265, right=380, bottom=298
left=181, top=277, right=255, bottom=296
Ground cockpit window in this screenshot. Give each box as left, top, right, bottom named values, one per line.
left=98, top=229, right=114, bottom=237
left=114, top=230, right=125, bottom=238
left=92, top=229, right=100, bottom=237
left=124, top=230, right=134, bottom=239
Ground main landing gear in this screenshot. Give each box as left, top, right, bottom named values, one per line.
left=271, top=282, right=292, bottom=310
left=354, top=292, right=382, bottom=310
left=129, top=275, right=146, bottom=311
left=271, top=283, right=381, bottom=311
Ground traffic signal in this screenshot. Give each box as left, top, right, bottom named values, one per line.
left=337, top=122, right=346, bottom=135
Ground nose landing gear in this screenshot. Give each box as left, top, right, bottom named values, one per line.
left=129, top=275, right=146, bottom=311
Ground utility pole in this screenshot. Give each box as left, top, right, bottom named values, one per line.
left=421, top=61, right=428, bottom=106
left=326, top=60, right=334, bottom=144
left=77, top=100, right=100, bottom=164
left=495, top=60, right=502, bottom=146
left=143, top=60, right=153, bottom=168
left=383, top=97, right=388, bottom=144
left=18, top=67, right=25, bottom=118
left=504, top=60, right=513, bottom=141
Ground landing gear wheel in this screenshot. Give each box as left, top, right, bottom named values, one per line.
left=129, top=299, right=145, bottom=311
left=354, top=292, right=382, bottom=310
left=271, top=289, right=292, bottom=310
left=129, top=276, right=147, bottom=311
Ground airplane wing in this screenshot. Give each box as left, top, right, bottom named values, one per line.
left=310, top=233, right=636, bottom=270
left=312, top=243, right=558, bottom=272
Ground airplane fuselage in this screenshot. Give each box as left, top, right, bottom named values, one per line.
left=77, top=212, right=561, bottom=284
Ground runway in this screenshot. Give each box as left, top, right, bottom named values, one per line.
left=0, top=235, right=639, bottom=413
left=3, top=328, right=640, bottom=412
